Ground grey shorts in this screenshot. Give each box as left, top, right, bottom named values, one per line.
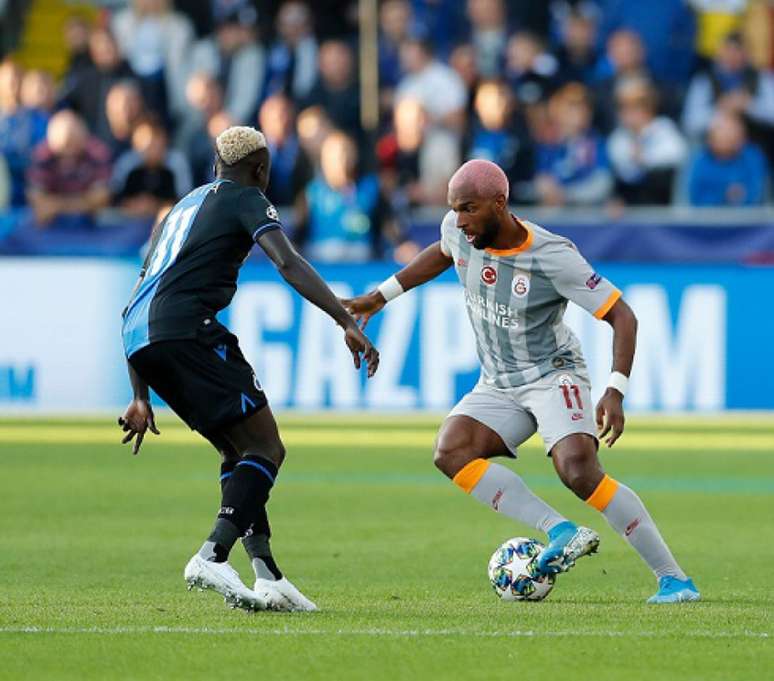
left=447, top=371, right=598, bottom=456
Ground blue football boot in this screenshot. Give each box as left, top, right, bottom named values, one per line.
left=647, top=576, right=701, bottom=604
left=536, top=521, right=600, bottom=575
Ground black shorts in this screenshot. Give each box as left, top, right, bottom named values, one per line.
left=129, top=321, right=267, bottom=436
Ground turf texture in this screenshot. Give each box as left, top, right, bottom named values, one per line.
left=1, top=414, right=772, bottom=680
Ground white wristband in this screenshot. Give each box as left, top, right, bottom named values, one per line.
left=377, top=275, right=404, bottom=302
left=607, top=371, right=629, bottom=396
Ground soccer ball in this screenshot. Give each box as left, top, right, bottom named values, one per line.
left=487, top=537, right=555, bottom=602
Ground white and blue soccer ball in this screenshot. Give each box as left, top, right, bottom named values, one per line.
left=487, top=537, right=555, bottom=602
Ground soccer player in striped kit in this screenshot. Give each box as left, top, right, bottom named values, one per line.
left=344, top=159, right=699, bottom=603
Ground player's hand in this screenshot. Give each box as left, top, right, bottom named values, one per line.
left=118, top=399, right=160, bottom=455
left=595, top=388, right=624, bottom=448
left=340, top=291, right=386, bottom=330
left=343, top=322, right=380, bottom=378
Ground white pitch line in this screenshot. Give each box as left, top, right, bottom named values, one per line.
left=0, top=626, right=769, bottom=639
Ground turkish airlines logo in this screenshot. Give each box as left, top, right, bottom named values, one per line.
left=625, top=518, right=641, bottom=536
left=491, top=489, right=504, bottom=510
left=481, top=265, right=497, bottom=285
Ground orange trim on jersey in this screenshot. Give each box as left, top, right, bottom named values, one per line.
left=453, top=458, right=491, bottom=493
left=485, top=220, right=533, bottom=257
left=593, top=289, right=622, bottom=320
left=585, top=474, right=620, bottom=511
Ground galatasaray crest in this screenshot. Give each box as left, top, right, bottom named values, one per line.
left=512, top=272, right=530, bottom=297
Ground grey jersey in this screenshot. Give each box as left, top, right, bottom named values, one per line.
left=440, top=212, right=621, bottom=388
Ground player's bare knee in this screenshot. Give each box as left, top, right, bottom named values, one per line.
left=263, top=439, right=286, bottom=468
left=241, top=438, right=285, bottom=468
left=220, top=448, right=240, bottom=464
left=554, top=450, right=603, bottom=499
left=434, top=436, right=476, bottom=479
left=273, top=440, right=287, bottom=467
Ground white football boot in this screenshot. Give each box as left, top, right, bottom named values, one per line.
left=254, top=577, right=318, bottom=612
left=184, top=554, right=276, bottom=612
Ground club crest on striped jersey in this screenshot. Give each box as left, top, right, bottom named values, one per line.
left=512, top=272, right=530, bottom=297
left=266, top=204, right=279, bottom=221
left=480, top=265, right=497, bottom=285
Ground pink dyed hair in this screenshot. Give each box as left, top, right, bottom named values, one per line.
left=448, top=159, right=509, bottom=201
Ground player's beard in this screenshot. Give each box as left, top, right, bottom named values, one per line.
left=473, top=219, right=499, bottom=250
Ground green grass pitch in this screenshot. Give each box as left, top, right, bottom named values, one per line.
left=1, top=414, right=772, bottom=680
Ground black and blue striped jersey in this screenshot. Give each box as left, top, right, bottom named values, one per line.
left=121, top=179, right=281, bottom=358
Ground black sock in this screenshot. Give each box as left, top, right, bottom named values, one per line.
left=219, top=459, right=238, bottom=494
left=216, top=455, right=277, bottom=535
left=199, top=461, right=241, bottom=562
left=203, top=455, right=277, bottom=561
left=243, top=507, right=283, bottom=580
left=204, top=518, right=242, bottom=561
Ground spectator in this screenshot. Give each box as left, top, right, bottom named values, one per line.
left=111, top=0, right=194, bottom=120
left=20, top=70, right=55, bottom=115
left=301, top=130, right=393, bottom=262
left=607, top=76, right=687, bottom=205
left=208, top=110, right=236, bottom=141
left=597, top=0, right=696, bottom=85
left=302, top=40, right=360, bottom=138
left=594, top=29, right=649, bottom=132
left=183, top=109, right=238, bottom=185
left=26, top=110, right=111, bottom=229
left=296, top=105, right=333, bottom=169
left=396, top=38, right=467, bottom=134
left=554, top=6, right=599, bottom=85
left=62, top=15, right=93, bottom=82
left=60, top=28, right=135, bottom=141
left=687, top=0, right=747, bottom=62
left=379, top=0, right=414, bottom=91
left=467, top=80, right=534, bottom=196
left=378, top=97, right=460, bottom=208
left=104, top=81, right=146, bottom=160
left=505, top=0, right=552, bottom=38
left=535, top=82, right=612, bottom=206
left=449, top=43, right=480, bottom=116
left=687, top=111, right=768, bottom=206
left=264, top=1, right=319, bottom=102
left=0, top=60, right=48, bottom=207
left=112, top=119, right=179, bottom=218
left=409, top=0, right=468, bottom=58
left=189, top=5, right=265, bottom=125
left=112, top=118, right=192, bottom=203
left=466, top=0, right=508, bottom=78
left=259, top=94, right=313, bottom=208
left=175, top=73, right=224, bottom=185
left=504, top=32, right=558, bottom=107
left=682, top=32, right=774, bottom=159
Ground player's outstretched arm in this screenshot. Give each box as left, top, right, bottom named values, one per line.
left=342, top=241, right=453, bottom=329
left=257, top=228, right=379, bottom=377
left=596, top=298, right=637, bottom=448
left=118, top=361, right=160, bottom=455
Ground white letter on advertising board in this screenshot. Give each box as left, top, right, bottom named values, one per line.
left=231, top=283, right=294, bottom=406
left=627, top=285, right=726, bottom=410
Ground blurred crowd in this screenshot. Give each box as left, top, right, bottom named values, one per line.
left=0, top=0, right=773, bottom=261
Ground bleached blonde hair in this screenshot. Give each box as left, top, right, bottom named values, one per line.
left=215, top=126, right=267, bottom=166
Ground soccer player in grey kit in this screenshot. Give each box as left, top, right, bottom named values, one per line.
left=344, top=159, right=699, bottom=603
